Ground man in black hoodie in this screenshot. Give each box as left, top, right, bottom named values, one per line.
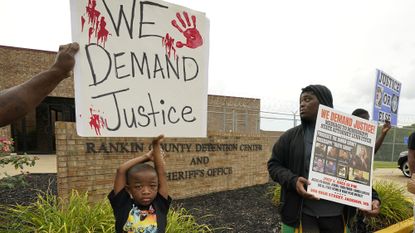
left=268, top=85, right=380, bottom=233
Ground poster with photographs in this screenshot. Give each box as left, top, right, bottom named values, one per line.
left=308, top=105, right=377, bottom=210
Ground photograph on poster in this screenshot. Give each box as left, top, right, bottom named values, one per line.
left=324, top=160, right=337, bottom=175
left=391, top=94, right=399, bottom=114
left=349, top=168, right=370, bottom=185
left=314, top=142, right=327, bottom=156
left=375, top=86, right=383, bottom=108
left=338, top=149, right=350, bottom=164
left=351, top=144, right=371, bottom=172
left=312, top=157, right=325, bottom=173
left=326, top=146, right=338, bottom=159
left=337, top=164, right=348, bottom=178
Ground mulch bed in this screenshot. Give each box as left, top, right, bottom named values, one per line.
left=0, top=173, right=57, bottom=206
left=173, top=183, right=281, bottom=232
left=0, top=173, right=281, bottom=233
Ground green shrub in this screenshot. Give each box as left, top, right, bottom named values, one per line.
left=167, top=207, right=213, bottom=233
left=0, top=191, right=213, bottom=233
left=269, top=184, right=281, bottom=206
left=366, top=181, right=413, bottom=231
left=0, top=190, right=114, bottom=233
left=0, top=137, right=38, bottom=189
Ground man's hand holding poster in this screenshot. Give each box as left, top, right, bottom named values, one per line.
left=308, top=105, right=377, bottom=210
left=70, top=0, right=209, bottom=137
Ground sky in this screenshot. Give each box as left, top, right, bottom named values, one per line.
left=1, top=0, right=415, bottom=131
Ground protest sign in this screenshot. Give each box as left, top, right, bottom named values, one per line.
left=307, top=105, right=377, bottom=210
left=372, top=69, right=401, bottom=126
left=70, top=0, right=209, bottom=137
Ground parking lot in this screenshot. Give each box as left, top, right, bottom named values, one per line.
left=374, top=167, right=413, bottom=199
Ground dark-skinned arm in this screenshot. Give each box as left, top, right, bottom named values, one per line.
left=151, top=135, right=168, bottom=199
left=268, top=134, right=318, bottom=200
left=374, top=121, right=391, bottom=154
left=0, top=43, right=79, bottom=127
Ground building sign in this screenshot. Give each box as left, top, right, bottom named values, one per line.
left=372, top=69, right=401, bottom=126
left=167, top=155, right=233, bottom=181
left=70, top=0, right=209, bottom=137
left=85, top=142, right=262, bottom=154
left=308, top=105, right=377, bottom=210
left=84, top=142, right=262, bottom=182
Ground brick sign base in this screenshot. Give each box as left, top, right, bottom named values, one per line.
left=56, top=122, right=277, bottom=201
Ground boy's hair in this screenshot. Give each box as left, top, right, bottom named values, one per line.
left=126, top=163, right=157, bottom=184
left=352, top=108, right=369, bottom=118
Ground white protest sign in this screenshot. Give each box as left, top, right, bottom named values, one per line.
left=308, top=105, right=377, bottom=210
left=70, top=0, right=209, bottom=137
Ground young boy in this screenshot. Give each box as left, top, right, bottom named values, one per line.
left=108, top=135, right=171, bottom=233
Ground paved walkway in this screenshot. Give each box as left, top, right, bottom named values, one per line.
left=1, top=154, right=56, bottom=178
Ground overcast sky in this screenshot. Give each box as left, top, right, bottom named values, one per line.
left=1, top=0, right=414, bottom=130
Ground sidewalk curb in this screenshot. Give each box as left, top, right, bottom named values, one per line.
left=374, top=217, right=413, bottom=233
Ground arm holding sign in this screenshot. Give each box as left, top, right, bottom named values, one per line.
left=148, top=135, right=169, bottom=199
left=374, top=121, right=391, bottom=154
left=0, top=43, right=79, bottom=127
left=268, top=130, right=319, bottom=200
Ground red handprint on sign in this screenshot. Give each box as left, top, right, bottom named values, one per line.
left=171, top=11, right=203, bottom=49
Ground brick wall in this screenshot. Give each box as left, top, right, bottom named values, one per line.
left=0, top=45, right=73, bottom=98
left=56, top=122, right=278, bottom=201
left=207, top=95, right=260, bottom=133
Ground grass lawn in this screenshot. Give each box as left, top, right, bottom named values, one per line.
left=374, top=160, right=398, bottom=169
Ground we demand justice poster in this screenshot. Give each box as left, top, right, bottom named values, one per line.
left=307, top=105, right=377, bottom=210
left=70, top=0, right=209, bottom=137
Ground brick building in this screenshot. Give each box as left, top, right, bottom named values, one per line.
left=0, top=45, right=262, bottom=154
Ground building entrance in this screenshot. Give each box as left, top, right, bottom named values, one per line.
left=11, top=97, right=75, bottom=154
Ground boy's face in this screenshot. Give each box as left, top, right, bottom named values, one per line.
left=126, top=170, right=158, bottom=206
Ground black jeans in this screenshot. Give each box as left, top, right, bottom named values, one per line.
left=301, top=213, right=345, bottom=233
